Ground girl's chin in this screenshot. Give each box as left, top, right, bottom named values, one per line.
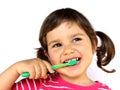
left=59, top=72, right=83, bottom=82
left=57, top=69, right=83, bottom=78
left=56, top=61, right=84, bottom=78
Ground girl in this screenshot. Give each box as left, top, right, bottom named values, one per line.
left=0, top=8, right=115, bottom=90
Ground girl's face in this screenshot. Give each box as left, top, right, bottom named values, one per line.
left=46, top=22, right=96, bottom=82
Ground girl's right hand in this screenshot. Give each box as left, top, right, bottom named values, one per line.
left=13, top=58, right=54, bottom=79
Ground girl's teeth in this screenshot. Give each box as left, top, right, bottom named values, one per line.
left=77, top=57, right=81, bottom=61
left=76, top=58, right=79, bottom=61
left=63, top=57, right=81, bottom=64
left=64, top=58, right=77, bottom=63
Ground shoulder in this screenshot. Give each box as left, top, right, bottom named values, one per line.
left=95, top=81, right=111, bottom=90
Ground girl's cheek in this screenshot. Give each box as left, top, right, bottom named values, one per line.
left=49, top=49, right=63, bottom=64
left=47, top=51, right=57, bottom=63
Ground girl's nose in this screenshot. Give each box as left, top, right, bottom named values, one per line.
left=63, top=46, right=74, bottom=55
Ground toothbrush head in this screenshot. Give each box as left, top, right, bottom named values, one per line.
left=52, top=59, right=78, bottom=70
left=68, top=59, right=78, bottom=66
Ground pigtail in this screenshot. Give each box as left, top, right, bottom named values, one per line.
left=96, top=31, right=116, bottom=73
left=36, top=47, right=49, bottom=62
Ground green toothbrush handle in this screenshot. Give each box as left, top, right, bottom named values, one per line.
left=21, top=72, right=30, bottom=77
left=52, top=63, right=69, bottom=70
left=21, top=60, right=77, bottom=76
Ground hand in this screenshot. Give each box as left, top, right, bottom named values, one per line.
left=14, top=58, right=54, bottom=79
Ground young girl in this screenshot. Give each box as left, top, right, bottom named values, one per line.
left=0, top=8, right=115, bottom=90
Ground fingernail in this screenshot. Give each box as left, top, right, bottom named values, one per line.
left=50, top=70, right=55, bottom=73
left=43, top=75, right=48, bottom=79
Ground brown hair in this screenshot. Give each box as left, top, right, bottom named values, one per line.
left=37, top=8, right=115, bottom=73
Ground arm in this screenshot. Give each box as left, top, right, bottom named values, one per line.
left=0, top=58, right=54, bottom=90
left=0, top=63, right=19, bottom=90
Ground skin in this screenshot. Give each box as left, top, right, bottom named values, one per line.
left=46, top=22, right=97, bottom=85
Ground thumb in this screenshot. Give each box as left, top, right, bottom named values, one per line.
left=43, top=60, right=55, bottom=73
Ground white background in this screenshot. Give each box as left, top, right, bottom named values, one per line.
left=0, top=0, right=119, bottom=89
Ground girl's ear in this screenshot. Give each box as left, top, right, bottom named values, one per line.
left=92, top=38, right=98, bottom=53
left=44, top=50, right=49, bottom=58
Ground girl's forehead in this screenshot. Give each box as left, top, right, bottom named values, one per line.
left=46, top=22, right=89, bottom=42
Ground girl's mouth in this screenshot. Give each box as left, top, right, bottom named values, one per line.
left=52, top=58, right=81, bottom=70
left=63, top=57, right=81, bottom=64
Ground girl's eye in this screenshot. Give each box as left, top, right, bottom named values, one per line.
left=52, top=43, right=62, bottom=48
left=73, top=37, right=81, bottom=43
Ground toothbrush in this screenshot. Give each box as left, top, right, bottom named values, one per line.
left=21, top=59, right=77, bottom=77
left=52, top=59, right=77, bottom=70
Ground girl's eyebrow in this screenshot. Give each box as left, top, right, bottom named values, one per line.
left=72, top=33, right=85, bottom=37
left=48, top=39, right=60, bottom=46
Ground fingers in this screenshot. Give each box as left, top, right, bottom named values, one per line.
left=28, top=59, right=39, bottom=79
left=28, top=58, right=54, bottom=79
left=42, top=60, right=55, bottom=73
left=29, top=59, right=42, bottom=79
